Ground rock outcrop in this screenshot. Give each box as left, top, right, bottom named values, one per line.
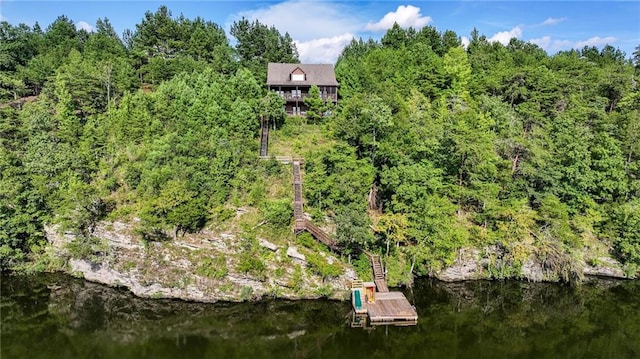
left=436, top=246, right=627, bottom=282
left=46, top=222, right=356, bottom=302
left=45, top=222, right=628, bottom=302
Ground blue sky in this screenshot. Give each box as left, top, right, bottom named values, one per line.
left=1, top=1, right=638, bottom=63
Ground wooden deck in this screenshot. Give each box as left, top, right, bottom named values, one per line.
left=364, top=292, right=418, bottom=324
left=374, top=279, right=389, bottom=293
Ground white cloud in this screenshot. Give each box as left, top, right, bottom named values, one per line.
left=460, top=36, right=470, bottom=49
left=529, top=35, right=617, bottom=52
left=76, top=21, right=94, bottom=32
left=487, top=26, right=522, bottom=45
left=530, top=36, right=551, bottom=49
left=541, top=17, right=567, bottom=26
left=365, top=5, right=432, bottom=31
left=549, top=39, right=574, bottom=50
left=230, top=0, right=360, bottom=42
left=0, top=14, right=7, bottom=22
left=295, top=33, right=355, bottom=64
left=575, top=36, right=616, bottom=48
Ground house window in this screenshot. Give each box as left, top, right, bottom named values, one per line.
left=290, top=67, right=306, bottom=82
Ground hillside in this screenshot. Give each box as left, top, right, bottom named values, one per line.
left=1, top=8, right=639, bottom=297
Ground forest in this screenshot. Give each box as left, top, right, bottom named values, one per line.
left=1, top=6, right=639, bottom=283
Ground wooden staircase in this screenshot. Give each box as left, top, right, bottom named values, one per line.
left=291, top=160, right=337, bottom=250
left=292, top=160, right=304, bottom=224
left=304, top=220, right=338, bottom=250
left=367, top=253, right=389, bottom=292
left=259, top=119, right=269, bottom=157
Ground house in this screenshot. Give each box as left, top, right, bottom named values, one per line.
left=266, top=63, right=339, bottom=116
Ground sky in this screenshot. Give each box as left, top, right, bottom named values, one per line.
left=1, top=1, right=639, bottom=64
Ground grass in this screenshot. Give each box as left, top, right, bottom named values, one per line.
left=268, top=117, right=335, bottom=157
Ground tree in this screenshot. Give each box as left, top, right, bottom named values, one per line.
left=261, top=91, right=286, bottom=129
left=54, top=49, right=106, bottom=116
left=230, top=17, right=299, bottom=81
left=381, top=23, right=410, bottom=49
left=84, top=18, right=126, bottom=61
left=130, top=6, right=233, bottom=83
left=303, top=85, right=325, bottom=124
left=443, top=46, right=472, bottom=102
left=0, top=22, right=42, bottom=72
left=44, top=15, right=80, bottom=60
left=334, top=93, right=393, bottom=165
left=374, top=213, right=408, bottom=256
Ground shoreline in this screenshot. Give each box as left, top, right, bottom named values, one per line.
left=11, top=221, right=630, bottom=304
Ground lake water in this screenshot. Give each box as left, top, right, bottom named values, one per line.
left=2, top=273, right=639, bottom=359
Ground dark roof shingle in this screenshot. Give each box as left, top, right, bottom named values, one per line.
left=266, top=63, right=339, bottom=86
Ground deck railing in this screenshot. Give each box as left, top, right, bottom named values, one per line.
left=278, top=92, right=337, bottom=102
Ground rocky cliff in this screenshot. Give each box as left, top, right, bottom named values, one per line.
left=44, top=220, right=628, bottom=303
left=45, top=221, right=356, bottom=302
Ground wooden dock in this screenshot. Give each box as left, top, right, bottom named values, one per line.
left=349, top=254, right=418, bottom=326
left=364, top=291, right=418, bottom=324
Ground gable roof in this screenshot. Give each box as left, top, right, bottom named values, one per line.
left=267, top=63, right=339, bottom=86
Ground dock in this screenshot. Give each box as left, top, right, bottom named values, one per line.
left=364, top=292, right=418, bottom=324
left=350, top=255, right=418, bottom=326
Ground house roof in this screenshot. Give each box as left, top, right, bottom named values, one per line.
left=266, top=63, right=339, bottom=86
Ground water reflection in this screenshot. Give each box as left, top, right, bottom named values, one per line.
left=2, top=273, right=639, bottom=359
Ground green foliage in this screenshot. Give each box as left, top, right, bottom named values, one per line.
left=239, top=285, right=254, bottom=301
left=209, top=206, right=236, bottom=225
left=606, top=200, right=640, bottom=268
left=261, top=199, right=292, bottom=227
left=353, top=253, right=373, bottom=281
left=195, top=256, right=228, bottom=279
left=230, top=17, right=298, bottom=82
left=384, top=254, right=413, bottom=287
left=237, top=253, right=266, bottom=277
left=313, top=285, right=335, bottom=298
left=303, top=85, right=325, bottom=124
left=335, top=208, right=374, bottom=250
left=304, top=143, right=375, bottom=212
left=289, top=265, right=304, bottom=293
left=1, top=9, right=638, bottom=283
left=305, top=251, right=342, bottom=280
left=262, top=91, right=286, bottom=128
left=131, top=6, right=234, bottom=83
left=333, top=25, right=637, bottom=280
left=295, top=232, right=318, bottom=250
left=65, top=235, right=108, bottom=262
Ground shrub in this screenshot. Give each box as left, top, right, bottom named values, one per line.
left=237, top=252, right=266, bottom=277
left=306, top=252, right=342, bottom=280
left=240, top=285, right=254, bottom=301
left=353, top=253, right=373, bottom=281
left=65, top=235, right=107, bottom=261
left=262, top=199, right=292, bottom=227
left=195, top=256, right=228, bottom=279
